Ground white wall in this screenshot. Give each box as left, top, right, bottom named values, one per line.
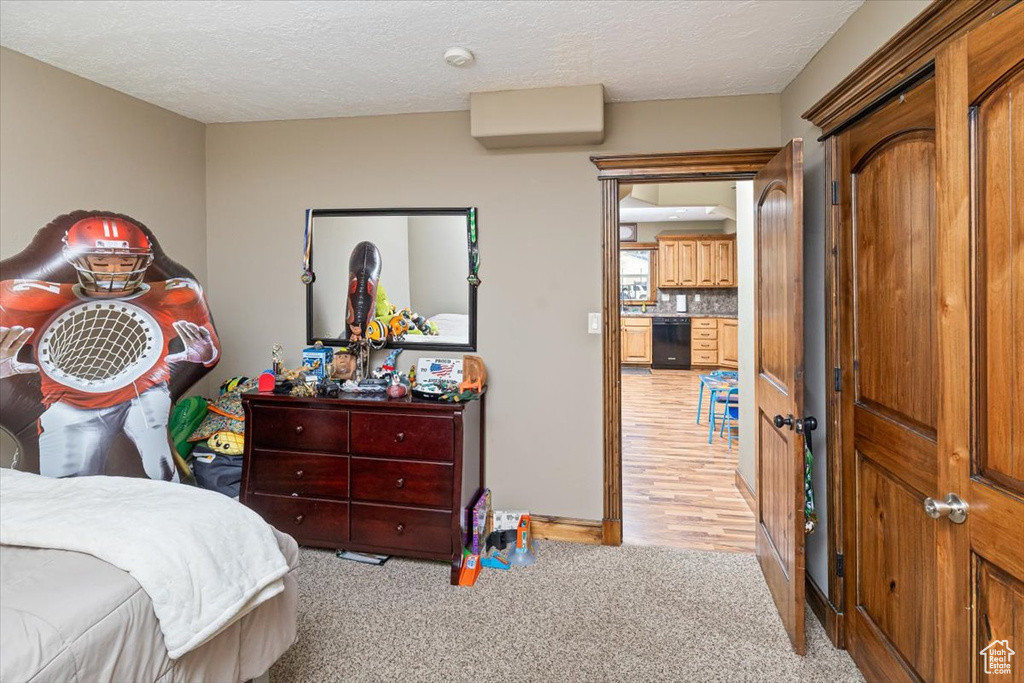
left=407, top=215, right=470, bottom=318
left=779, top=0, right=931, bottom=598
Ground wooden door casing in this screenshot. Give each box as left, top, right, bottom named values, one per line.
left=839, top=73, right=940, bottom=683
left=754, top=140, right=805, bottom=655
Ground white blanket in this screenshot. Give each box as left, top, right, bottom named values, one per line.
left=0, top=468, right=289, bottom=659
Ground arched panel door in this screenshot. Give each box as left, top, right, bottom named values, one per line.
left=754, top=139, right=806, bottom=654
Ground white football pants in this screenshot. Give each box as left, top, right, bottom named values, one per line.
left=39, top=383, right=179, bottom=481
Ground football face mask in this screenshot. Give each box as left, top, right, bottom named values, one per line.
left=62, top=217, right=154, bottom=295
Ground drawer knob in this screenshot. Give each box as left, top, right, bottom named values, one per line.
left=295, top=469, right=304, bottom=479
left=395, top=432, right=405, bottom=443
left=396, top=478, right=405, bottom=489
left=396, top=523, right=405, bottom=534
left=295, top=425, right=304, bottom=434
left=295, top=514, right=304, bottom=525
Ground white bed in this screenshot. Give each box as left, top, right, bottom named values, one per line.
left=0, top=470, right=299, bottom=683
left=404, top=312, right=469, bottom=346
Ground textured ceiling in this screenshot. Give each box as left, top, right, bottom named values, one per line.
left=0, top=0, right=862, bottom=123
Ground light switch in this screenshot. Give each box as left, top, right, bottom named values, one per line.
left=588, top=312, right=601, bottom=334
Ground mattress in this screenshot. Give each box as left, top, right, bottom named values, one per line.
left=0, top=528, right=299, bottom=683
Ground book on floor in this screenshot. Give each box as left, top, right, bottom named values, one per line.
left=335, top=550, right=390, bottom=565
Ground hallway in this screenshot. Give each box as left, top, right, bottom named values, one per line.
left=622, top=368, right=755, bottom=553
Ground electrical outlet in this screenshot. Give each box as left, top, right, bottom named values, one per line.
left=661, top=292, right=669, bottom=302
left=694, top=294, right=701, bottom=302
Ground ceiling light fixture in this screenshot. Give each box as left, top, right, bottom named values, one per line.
left=444, top=47, right=475, bottom=68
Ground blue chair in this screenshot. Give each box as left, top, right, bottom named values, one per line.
left=719, top=387, right=740, bottom=449
left=708, top=380, right=738, bottom=443
left=695, top=370, right=738, bottom=426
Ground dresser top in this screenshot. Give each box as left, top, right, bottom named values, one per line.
left=242, top=390, right=479, bottom=414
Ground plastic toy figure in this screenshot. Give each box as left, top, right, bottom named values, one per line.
left=0, top=214, right=220, bottom=480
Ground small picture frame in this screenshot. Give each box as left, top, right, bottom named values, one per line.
left=619, top=223, right=638, bottom=242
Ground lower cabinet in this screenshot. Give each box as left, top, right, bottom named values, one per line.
left=621, top=317, right=652, bottom=364
left=241, top=392, right=484, bottom=585
left=718, top=319, right=738, bottom=369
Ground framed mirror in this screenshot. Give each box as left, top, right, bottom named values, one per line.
left=620, top=242, right=657, bottom=305
left=306, top=208, right=478, bottom=351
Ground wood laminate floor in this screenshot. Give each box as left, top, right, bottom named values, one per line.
left=622, top=368, right=755, bottom=553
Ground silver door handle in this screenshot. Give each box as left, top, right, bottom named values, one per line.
left=923, top=493, right=968, bottom=524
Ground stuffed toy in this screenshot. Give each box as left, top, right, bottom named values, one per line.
left=208, top=430, right=244, bottom=456
left=346, top=241, right=381, bottom=342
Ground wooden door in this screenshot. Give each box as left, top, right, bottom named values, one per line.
left=658, top=239, right=679, bottom=287
left=715, top=239, right=736, bottom=286
left=838, top=72, right=941, bottom=682
left=938, top=7, right=1024, bottom=681
left=679, top=239, right=697, bottom=286
left=719, top=319, right=738, bottom=368
left=696, top=240, right=716, bottom=286
left=754, top=140, right=805, bottom=654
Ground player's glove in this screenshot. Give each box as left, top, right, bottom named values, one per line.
left=166, top=321, right=218, bottom=365
left=0, top=326, right=40, bottom=379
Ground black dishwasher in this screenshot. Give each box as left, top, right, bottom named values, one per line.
left=651, top=317, right=692, bottom=370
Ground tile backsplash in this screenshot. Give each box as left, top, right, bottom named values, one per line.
left=623, top=288, right=738, bottom=316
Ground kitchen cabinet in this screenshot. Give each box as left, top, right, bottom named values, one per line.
left=718, top=318, right=738, bottom=368
left=690, top=318, right=719, bottom=367
left=621, top=317, right=652, bottom=364
left=656, top=235, right=735, bottom=288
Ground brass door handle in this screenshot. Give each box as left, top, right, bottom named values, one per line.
left=924, top=493, right=968, bottom=524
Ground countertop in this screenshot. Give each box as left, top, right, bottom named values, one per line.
left=621, top=312, right=737, bottom=319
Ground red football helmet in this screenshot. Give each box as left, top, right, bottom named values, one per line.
left=62, top=216, right=154, bottom=294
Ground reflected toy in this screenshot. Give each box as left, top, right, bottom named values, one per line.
left=345, top=241, right=382, bottom=342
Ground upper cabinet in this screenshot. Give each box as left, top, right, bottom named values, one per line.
left=657, top=235, right=736, bottom=288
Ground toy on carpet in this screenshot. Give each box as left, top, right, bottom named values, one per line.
left=508, top=513, right=538, bottom=567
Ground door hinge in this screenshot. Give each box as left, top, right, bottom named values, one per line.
left=831, top=180, right=839, bottom=206
left=834, top=367, right=842, bottom=392
left=836, top=553, right=844, bottom=578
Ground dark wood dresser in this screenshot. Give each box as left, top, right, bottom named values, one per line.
left=240, top=391, right=484, bottom=584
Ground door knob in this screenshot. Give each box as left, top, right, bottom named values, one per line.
left=923, top=493, right=968, bottom=524
left=773, top=414, right=794, bottom=430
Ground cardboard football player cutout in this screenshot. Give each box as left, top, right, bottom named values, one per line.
left=0, top=211, right=220, bottom=480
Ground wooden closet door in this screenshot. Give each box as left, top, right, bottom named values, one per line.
left=839, top=75, right=941, bottom=682
left=936, top=6, right=1024, bottom=681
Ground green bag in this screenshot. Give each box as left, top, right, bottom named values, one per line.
left=170, top=396, right=209, bottom=460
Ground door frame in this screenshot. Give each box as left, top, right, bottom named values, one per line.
left=590, top=147, right=844, bottom=643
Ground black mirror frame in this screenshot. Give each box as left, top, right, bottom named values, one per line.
left=305, top=207, right=479, bottom=352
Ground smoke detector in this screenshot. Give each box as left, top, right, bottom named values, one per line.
left=444, top=47, right=475, bottom=68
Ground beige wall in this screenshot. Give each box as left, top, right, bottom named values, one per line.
left=206, top=94, right=781, bottom=519
left=0, top=47, right=207, bottom=465
left=777, top=0, right=931, bottom=597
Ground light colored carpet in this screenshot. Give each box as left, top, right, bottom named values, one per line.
left=271, top=542, right=863, bottom=683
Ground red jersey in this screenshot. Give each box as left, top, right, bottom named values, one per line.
left=0, top=278, right=220, bottom=409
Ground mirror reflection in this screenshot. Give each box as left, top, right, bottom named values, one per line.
left=307, top=209, right=477, bottom=350
left=620, top=244, right=657, bottom=304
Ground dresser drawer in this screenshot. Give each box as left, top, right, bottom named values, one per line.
left=248, top=493, right=349, bottom=546
left=692, top=319, right=718, bottom=329
left=692, top=328, right=718, bottom=341
left=350, top=457, right=452, bottom=508
left=692, top=350, right=719, bottom=365
left=250, top=406, right=349, bottom=453
left=350, top=503, right=451, bottom=554
left=693, top=339, right=719, bottom=351
left=350, top=412, right=453, bottom=461
left=252, top=452, right=348, bottom=499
